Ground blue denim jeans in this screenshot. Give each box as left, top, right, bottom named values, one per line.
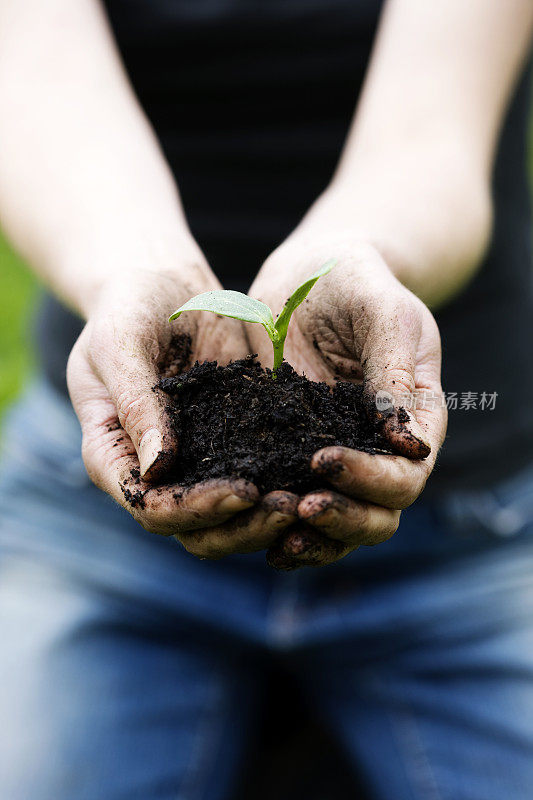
left=1, top=380, right=533, bottom=800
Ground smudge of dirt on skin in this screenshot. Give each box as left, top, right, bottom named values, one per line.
left=304, top=491, right=349, bottom=521
left=120, top=483, right=147, bottom=509
left=120, top=467, right=147, bottom=509
left=158, top=332, right=193, bottom=379
left=313, top=449, right=351, bottom=480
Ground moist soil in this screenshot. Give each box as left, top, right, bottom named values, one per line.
left=158, top=354, right=395, bottom=496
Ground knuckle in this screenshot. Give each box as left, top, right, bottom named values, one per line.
left=137, top=511, right=165, bottom=535
left=361, top=511, right=401, bottom=546
left=395, top=485, right=418, bottom=509
left=358, top=457, right=388, bottom=489
left=381, top=460, right=420, bottom=509
left=140, top=497, right=189, bottom=535
left=394, top=470, right=423, bottom=508
left=133, top=508, right=172, bottom=536
left=391, top=293, right=420, bottom=324
left=81, top=426, right=129, bottom=477
left=66, top=333, right=94, bottom=399
left=182, top=535, right=221, bottom=560
left=134, top=513, right=159, bottom=535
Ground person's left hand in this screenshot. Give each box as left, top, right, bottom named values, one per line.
left=248, top=238, right=447, bottom=569
left=67, top=266, right=299, bottom=559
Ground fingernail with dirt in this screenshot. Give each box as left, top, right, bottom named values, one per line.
left=312, top=454, right=345, bottom=480
left=386, top=409, right=431, bottom=459
left=298, top=491, right=339, bottom=521
left=139, top=428, right=163, bottom=477
left=262, top=491, right=299, bottom=518
left=229, top=479, right=260, bottom=503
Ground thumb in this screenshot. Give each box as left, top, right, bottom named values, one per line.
left=360, top=301, right=431, bottom=460
left=113, top=384, right=177, bottom=481
left=71, top=325, right=178, bottom=482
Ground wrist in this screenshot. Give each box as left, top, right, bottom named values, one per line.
left=251, top=229, right=396, bottom=310
left=58, top=232, right=217, bottom=320
left=293, top=169, right=492, bottom=309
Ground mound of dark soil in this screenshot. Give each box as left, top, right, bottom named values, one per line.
left=159, top=356, right=394, bottom=495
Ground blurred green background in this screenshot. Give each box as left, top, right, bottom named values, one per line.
left=0, top=236, right=37, bottom=418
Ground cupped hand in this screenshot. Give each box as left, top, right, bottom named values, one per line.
left=248, top=239, right=447, bottom=569
left=67, top=266, right=298, bottom=558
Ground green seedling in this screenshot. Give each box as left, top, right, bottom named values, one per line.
left=169, top=259, right=336, bottom=376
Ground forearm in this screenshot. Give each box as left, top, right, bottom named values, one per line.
left=0, top=0, right=212, bottom=319
left=287, top=0, right=533, bottom=308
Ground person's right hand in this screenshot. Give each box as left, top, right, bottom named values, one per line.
left=248, top=238, right=447, bottom=569
left=67, top=266, right=298, bottom=559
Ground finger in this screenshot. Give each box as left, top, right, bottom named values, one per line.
left=101, top=437, right=258, bottom=535
left=178, top=491, right=299, bottom=559
left=134, top=477, right=259, bottom=536
left=312, top=446, right=430, bottom=509
left=266, top=527, right=350, bottom=570
left=298, top=490, right=400, bottom=545
left=117, top=454, right=259, bottom=535
left=116, top=389, right=177, bottom=482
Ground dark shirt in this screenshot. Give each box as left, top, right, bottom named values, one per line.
left=37, top=0, right=533, bottom=494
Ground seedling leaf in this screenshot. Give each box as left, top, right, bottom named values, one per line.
left=274, top=258, right=336, bottom=342
left=170, top=290, right=276, bottom=335
left=272, top=259, right=336, bottom=371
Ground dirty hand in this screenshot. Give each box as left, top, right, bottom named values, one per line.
left=68, top=266, right=298, bottom=559
left=248, top=239, right=447, bottom=569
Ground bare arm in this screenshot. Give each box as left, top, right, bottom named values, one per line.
left=0, top=0, right=211, bottom=314
left=298, top=0, right=533, bottom=308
